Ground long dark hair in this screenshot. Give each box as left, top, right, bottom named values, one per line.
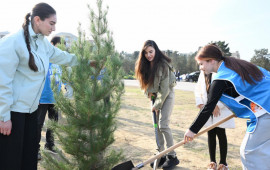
left=22, top=3, right=56, bottom=72
left=135, top=40, right=171, bottom=91
left=195, top=44, right=263, bottom=85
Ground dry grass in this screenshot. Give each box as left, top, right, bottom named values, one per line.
left=112, top=86, right=246, bottom=170
left=39, top=85, right=246, bottom=170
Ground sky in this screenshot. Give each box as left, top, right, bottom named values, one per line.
left=1, top=0, right=270, bottom=61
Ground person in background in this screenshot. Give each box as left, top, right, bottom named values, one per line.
left=177, top=70, right=180, bottom=81
left=194, top=71, right=235, bottom=170
left=0, top=3, right=83, bottom=169
left=135, top=40, right=179, bottom=169
left=37, top=36, right=64, bottom=160
left=184, top=44, right=270, bottom=170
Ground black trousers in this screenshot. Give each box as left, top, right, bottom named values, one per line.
left=0, top=111, right=38, bottom=170
left=37, top=104, right=58, bottom=150
left=207, top=127, right=228, bottom=165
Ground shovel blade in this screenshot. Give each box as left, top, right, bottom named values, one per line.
left=112, top=160, right=135, bottom=170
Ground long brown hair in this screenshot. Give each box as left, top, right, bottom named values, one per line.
left=195, top=44, right=263, bottom=85
left=205, top=73, right=212, bottom=93
left=22, top=3, right=56, bottom=72
left=135, top=40, right=171, bottom=91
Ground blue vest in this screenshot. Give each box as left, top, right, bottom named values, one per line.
left=213, top=62, right=270, bottom=133
left=91, top=68, right=106, bottom=80
left=40, top=63, right=62, bottom=104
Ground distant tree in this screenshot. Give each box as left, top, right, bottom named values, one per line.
left=121, top=51, right=137, bottom=78
left=163, top=51, right=188, bottom=74
left=169, top=51, right=179, bottom=71
left=250, top=48, right=270, bottom=70
left=186, top=52, right=199, bottom=73
left=132, top=51, right=140, bottom=60
left=165, top=50, right=173, bottom=56
left=177, top=54, right=188, bottom=74
left=209, top=41, right=231, bottom=57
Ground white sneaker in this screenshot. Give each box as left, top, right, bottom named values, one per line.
left=207, top=162, right=217, bottom=170
left=217, top=164, right=229, bottom=170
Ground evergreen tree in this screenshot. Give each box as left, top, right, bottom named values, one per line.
left=177, top=54, right=188, bottom=74
left=186, top=52, right=199, bottom=73
left=42, top=0, right=124, bottom=169
left=250, top=48, right=270, bottom=70
left=209, top=41, right=231, bottom=57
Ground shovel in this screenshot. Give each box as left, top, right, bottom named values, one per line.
left=112, top=114, right=236, bottom=170
left=151, top=95, right=161, bottom=170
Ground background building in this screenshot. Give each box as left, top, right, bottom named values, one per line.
left=54, top=32, right=78, bottom=47
left=231, top=51, right=240, bottom=59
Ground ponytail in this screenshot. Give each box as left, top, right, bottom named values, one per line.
left=22, top=13, right=38, bottom=72
left=223, top=56, right=263, bottom=85
left=205, top=73, right=212, bottom=93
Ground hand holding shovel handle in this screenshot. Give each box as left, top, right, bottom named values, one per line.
left=151, top=94, right=160, bottom=149
left=112, top=112, right=236, bottom=170
left=151, top=95, right=161, bottom=170
left=131, top=114, right=236, bottom=170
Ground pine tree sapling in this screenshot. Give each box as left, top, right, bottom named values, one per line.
left=42, top=0, right=124, bottom=169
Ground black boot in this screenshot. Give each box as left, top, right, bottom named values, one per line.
left=150, top=156, right=166, bottom=168
left=44, top=143, right=57, bottom=154
left=162, top=155, right=180, bottom=170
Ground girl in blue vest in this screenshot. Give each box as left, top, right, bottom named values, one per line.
left=0, top=3, right=79, bottom=170
left=184, top=44, right=270, bottom=170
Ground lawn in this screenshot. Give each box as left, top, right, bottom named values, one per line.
left=39, top=85, right=246, bottom=170
left=112, top=86, right=246, bottom=170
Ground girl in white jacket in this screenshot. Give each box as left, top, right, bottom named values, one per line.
left=0, top=3, right=80, bottom=170
left=194, top=71, right=235, bottom=170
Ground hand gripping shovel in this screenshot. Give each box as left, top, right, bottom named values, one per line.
left=151, top=95, right=162, bottom=170
left=112, top=114, right=236, bottom=170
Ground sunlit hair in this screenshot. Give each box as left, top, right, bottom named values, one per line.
left=135, top=40, right=171, bottom=91
left=196, top=44, right=263, bottom=85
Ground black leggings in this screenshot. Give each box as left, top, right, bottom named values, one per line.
left=37, top=104, right=58, bottom=150
left=207, top=127, right=227, bottom=165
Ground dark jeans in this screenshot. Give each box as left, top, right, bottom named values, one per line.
left=0, top=111, right=38, bottom=170
left=37, top=104, right=58, bottom=150
left=207, top=127, right=227, bottom=165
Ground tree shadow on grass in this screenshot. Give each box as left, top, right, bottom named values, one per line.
left=116, top=116, right=242, bottom=169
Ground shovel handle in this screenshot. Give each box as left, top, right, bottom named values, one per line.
left=135, top=114, right=236, bottom=168
left=151, top=97, right=160, bottom=148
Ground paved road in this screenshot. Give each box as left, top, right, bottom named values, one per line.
left=123, top=80, right=196, bottom=92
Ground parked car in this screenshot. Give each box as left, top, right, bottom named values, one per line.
left=185, top=71, right=200, bottom=82
left=179, top=74, right=187, bottom=81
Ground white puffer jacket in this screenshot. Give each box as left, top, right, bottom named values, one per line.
left=194, top=71, right=235, bottom=128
